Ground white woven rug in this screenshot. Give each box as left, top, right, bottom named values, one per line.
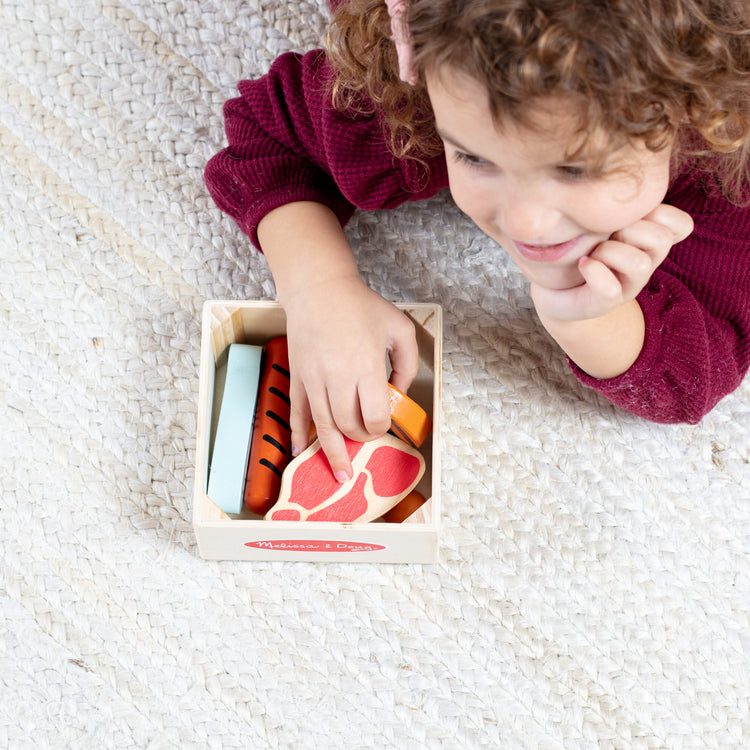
left=2, top=1, right=749, bottom=748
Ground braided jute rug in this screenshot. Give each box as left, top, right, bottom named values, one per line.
left=1, top=1, right=748, bottom=748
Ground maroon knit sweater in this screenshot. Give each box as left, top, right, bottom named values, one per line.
left=204, top=49, right=750, bottom=424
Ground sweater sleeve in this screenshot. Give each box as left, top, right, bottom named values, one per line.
left=204, top=49, right=448, bottom=249
left=570, top=170, right=750, bottom=423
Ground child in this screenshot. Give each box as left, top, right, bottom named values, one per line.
left=205, top=0, right=750, bottom=481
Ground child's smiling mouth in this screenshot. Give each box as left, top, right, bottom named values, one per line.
left=512, top=236, right=583, bottom=262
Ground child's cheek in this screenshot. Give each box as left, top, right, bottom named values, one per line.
left=584, top=168, right=671, bottom=236
left=446, top=170, right=497, bottom=231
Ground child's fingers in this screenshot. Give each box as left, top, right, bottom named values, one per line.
left=356, top=373, right=392, bottom=437
left=577, top=255, right=624, bottom=306
left=308, top=378, right=370, bottom=480
left=325, top=371, right=390, bottom=442
left=288, top=377, right=313, bottom=458
left=609, top=204, right=694, bottom=266
left=644, top=203, right=695, bottom=244
left=588, top=240, right=654, bottom=282
left=608, top=221, right=674, bottom=268
left=312, top=400, right=354, bottom=482
left=289, top=378, right=356, bottom=481
left=312, top=375, right=391, bottom=482
left=387, top=319, right=420, bottom=394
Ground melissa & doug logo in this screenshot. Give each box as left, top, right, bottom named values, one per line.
left=245, top=539, right=387, bottom=552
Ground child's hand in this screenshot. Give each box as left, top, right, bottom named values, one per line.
left=530, top=204, right=694, bottom=322
left=282, top=276, right=419, bottom=482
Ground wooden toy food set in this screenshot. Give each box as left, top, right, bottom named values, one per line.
left=193, top=300, right=441, bottom=562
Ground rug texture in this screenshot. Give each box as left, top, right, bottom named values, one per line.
left=1, top=1, right=749, bottom=748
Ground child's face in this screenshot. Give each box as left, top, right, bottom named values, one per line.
left=426, top=67, right=673, bottom=290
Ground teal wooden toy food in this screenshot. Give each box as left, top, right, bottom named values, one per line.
left=207, top=343, right=263, bottom=514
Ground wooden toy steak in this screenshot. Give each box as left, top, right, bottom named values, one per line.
left=265, top=433, right=425, bottom=523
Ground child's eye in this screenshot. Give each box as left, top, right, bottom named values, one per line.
left=454, top=151, right=488, bottom=168
left=557, top=165, right=588, bottom=181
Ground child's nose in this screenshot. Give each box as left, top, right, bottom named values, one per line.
left=498, top=184, right=561, bottom=243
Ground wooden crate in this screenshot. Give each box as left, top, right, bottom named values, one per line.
left=192, top=300, right=442, bottom=562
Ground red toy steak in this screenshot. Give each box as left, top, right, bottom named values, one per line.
left=265, top=434, right=425, bottom=522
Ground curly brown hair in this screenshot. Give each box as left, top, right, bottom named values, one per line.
left=327, top=0, right=750, bottom=201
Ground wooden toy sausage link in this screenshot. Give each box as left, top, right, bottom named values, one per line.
left=243, top=337, right=292, bottom=515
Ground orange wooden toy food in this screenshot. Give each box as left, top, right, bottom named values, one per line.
left=380, top=490, right=427, bottom=523
left=243, top=337, right=292, bottom=515
left=387, top=384, right=432, bottom=448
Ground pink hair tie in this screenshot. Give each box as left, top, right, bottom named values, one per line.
left=385, top=0, right=418, bottom=85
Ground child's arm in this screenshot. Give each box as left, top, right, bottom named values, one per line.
left=534, top=300, right=646, bottom=380
left=204, top=50, right=446, bottom=477
left=257, top=201, right=419, bottom=481
left=204, top=50, right=446, bottom=253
